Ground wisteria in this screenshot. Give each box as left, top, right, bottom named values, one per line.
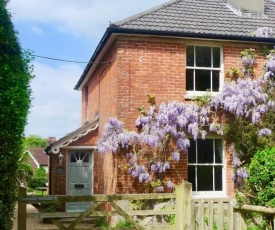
left=97, top=100, right=212, bottom=192
left=212, top=77, right=271, bottom=124
left=264, top=50, right=275, bottom=80
left=97, top=49, right=275, bottom=192
left=166, top=180, right=173, bottom=190
left=241, top=49, right=256, bottom=76
left=255, top=27, right=273, bottom=38
left=258, top=128, right=272, bottom=137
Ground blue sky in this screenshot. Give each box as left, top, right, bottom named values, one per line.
left=7, top=0, right=168, bottom=139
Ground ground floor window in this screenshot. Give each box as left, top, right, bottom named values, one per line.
left=188, top=138, right=224, bottom=193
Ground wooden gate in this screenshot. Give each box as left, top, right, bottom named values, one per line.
left=17, top=182, right=191, bottom=230
left=17, top=183, right=275, bottom=229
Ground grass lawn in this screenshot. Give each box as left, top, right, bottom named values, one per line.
left=27, top=189, right=48, bottom=196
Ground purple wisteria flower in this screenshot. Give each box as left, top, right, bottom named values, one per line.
left=242, top=56, right=254, bottom=67
left=140, top=133, right=160, bottom=147
left=236, top=167, right=249, bottom=179
left=166, top=180, right=173, bottom=190
left=265, top=50, right=275, bottom=80
left=258, top=128, right=272, bottom=137
left=255, top=27, right=273, bottom=38
left=231, top=145, right=241, bottom=168
left=139, top=172, right=151, bottom=183
left=156, top=186, right=164, bottom=193
left=150, top=164, right=157, bottom=172
left=176, top=138, right=190, bottom=152
left=172, top=151, right=180, bottom=162
left=212, top=78, right=269, bottom=124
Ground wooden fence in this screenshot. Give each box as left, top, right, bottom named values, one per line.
left=17, top=182, right=191, bottom=230
left=17, top=182, right=275, bottom=230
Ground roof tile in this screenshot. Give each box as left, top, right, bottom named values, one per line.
left=113, top=0, right=275, bottom=38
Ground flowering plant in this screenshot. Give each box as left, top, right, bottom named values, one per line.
left=97, top=49, right=275, bottom=192
left=241, top=49, right=256, bottom=77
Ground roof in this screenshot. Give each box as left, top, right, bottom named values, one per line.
left=28, top=148, right=49, bottom=166
left=75, top=0, right=275, bottom=90
left=44, top=115, right=99, bottom=154
left=113, top=0, right=275, bottom=38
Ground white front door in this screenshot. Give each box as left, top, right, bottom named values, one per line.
left=67, top=151, right=93, bottom=212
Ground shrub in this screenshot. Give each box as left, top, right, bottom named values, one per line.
left=115, top=220, right=133, bottom=227
left=94, top=218, right=109, bottom=227
left=245, top=148, right=275, bottom=208
left=30, top=167, right=48, bottom=189
left=0, top=1, right=33, bottom=228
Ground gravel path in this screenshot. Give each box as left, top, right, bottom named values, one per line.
left=12, top=203, right=93, bottom=230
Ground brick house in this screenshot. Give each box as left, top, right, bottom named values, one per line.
left=27, top=148, right=49, bottom=173
left=45, top=0, right=275, bottom=211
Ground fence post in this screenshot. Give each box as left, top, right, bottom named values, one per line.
left=18, top=186, right=27, bottom=230
left=175, top=181, right=192, bottom=230
left=234, top=210, right=247, bottom=230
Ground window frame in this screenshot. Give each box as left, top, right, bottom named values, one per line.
left=185, top=44, right=224, bottom=99
left=187, top=137, right=226, bottom=197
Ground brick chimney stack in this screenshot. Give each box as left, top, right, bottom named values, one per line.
left=47, top=136, right=57, bottom=146
left=227, top=0, right=264, bottom=14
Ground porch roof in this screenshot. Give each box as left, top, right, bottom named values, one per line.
left=44, top=115, right=99, bottom=154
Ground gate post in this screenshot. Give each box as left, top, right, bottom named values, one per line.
left=18, top=186, right=27, bottom=230
left=175, top=182, right=192, bottom=230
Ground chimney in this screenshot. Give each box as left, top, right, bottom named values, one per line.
left=47, top=136, right=57, bottom=146
left=227, top=0, right=264, bottom=14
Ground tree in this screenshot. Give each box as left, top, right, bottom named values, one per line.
left=29, top=167, right=48, bottom=189
left=24, top=135, right=47, bottom=148
left=0, top=0, right=33, bottom=229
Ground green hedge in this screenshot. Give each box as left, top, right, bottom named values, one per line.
left=246, top=148, right=275, bottom=208
left=0, top=1, right=33, bottom=229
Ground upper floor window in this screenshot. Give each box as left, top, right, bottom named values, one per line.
left=186, top=45, right=222, bottom=96
left=188, top=138, right=225, bottom=196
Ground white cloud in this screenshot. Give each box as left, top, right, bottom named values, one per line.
left=25, top=62, right=82, bottom=138
left=30, top=26, right=44, bottom=35
left=8, top=0, right=168, bottom=39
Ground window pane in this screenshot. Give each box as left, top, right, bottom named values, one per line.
left=215, top=166, right=223, bottom=191
left=186, top=69, right=194, bottom=91
left=215, top=139, right=223, bottom=163
left=188, top=139, right=196, bottom=163
left=213, top=47, right=220, bottom=68
left=197, top=166, right=213, bottom=191
left=197, top=139, right=214, bottom=163
left=188, top=166, right=196, bottom=191
left=195, top=70, right=211, bottom=91
left=75, top=152, right=80, bottom=160
left=186, top=46, right=194, bottom=66
left=196, top=46, right=211, bottom=67
left=81, top=153, right=89, bottom=162
left=70, top=154, right=77, bottom=163
left=212, top=70, right=220, bottom=92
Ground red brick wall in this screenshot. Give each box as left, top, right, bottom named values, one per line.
left=116, top=36, right=186, bottom=130
left=49, top=150, right=66, bottom=195
left=51, top=35, right=269, bottom=197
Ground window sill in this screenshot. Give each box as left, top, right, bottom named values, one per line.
left=192, top=192, right=227, bottom=199
left=184, top=91, right=220, bottom=100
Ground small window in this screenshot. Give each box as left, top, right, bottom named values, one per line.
left=186, top=45, right=222, bottom=95
left=70, top=152, right=89, bottom=163
left=188, top=139, right=224, bottom=193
